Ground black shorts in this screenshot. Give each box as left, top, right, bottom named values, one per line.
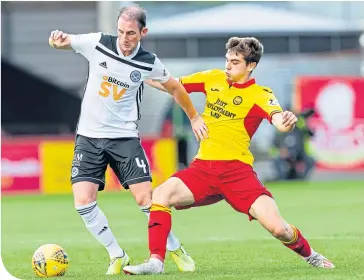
left=70, top=135, right=152, bottom=190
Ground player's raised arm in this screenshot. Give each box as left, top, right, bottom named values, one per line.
left=49, top=31, right=101, bottom=60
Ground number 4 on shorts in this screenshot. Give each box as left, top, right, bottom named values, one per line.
left=135, top=157, right=147, bottom=174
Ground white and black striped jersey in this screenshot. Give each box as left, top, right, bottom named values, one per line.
left=70, top=32, right=171, bottom=138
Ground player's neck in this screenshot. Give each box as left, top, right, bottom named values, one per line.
left=117, top=39, right=140, bottom=57
left=234, top=75, right=253, bottom=85
left=121, top=50, right=133, bottom=56
left=119, top=46, right=135, bottom=57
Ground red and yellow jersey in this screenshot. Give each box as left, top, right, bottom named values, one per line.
left=180, top=69, right=282, bottom=166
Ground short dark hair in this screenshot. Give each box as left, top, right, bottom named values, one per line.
left=118, top=4, right=147, bottom=30
left=226, top=37, right=264, bottom=65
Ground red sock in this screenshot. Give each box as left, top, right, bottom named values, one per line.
left=148, top=204, right=172, bottom=262
left=282, top=225, right=312, bottom=258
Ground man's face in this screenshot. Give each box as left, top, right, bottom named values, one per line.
left=224, top=51, right=256, bottom=82
left=117, top=17, right=148, bottom=54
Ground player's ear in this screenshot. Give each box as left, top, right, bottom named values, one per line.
left=248, top=62, right=257, bottom=72
left=141, top=27, right=148, bottom=38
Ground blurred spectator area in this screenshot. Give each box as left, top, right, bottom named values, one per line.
left=1, top=59, right=81, bottom=135
left=1, top=1, right=363, bottom=146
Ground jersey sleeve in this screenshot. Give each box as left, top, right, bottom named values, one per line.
left=147, top=57, right=171, bottom=83
left=179, top=70, right=211, bottom=94
left=69, top=32, right=101, bottom=60
left=256, top=89, right=283, bottom=123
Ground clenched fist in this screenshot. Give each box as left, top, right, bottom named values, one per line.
left=49, top=30, right=70, bottom=49
left=281, top=111, right=298, bottom=127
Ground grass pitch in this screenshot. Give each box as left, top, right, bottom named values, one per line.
left=2, top=181, right=364, bottom=279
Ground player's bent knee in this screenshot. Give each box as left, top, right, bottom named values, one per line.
left=129, top=181, right=153, bottom=206
left=135, top=194, right=151, bottom=206
left=153, top=177, right=194, bottom=207
left=72, top=181, right=99, bottom=206
left=133, top=191, right=152, bottom=206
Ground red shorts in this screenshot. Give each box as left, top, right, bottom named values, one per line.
left=173, top=159, right=273, bottom=220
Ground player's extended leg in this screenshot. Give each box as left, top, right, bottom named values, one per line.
left=249, top=195, right=334, bottom=268
left=72, top=182, right=129, bottom=275
left=123, top=177, right=196, bottom=275
left=128, top=181, right=195, bottom=272
left=71, top=135, right=129, bottom=275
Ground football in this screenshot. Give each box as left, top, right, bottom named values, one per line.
left=32, top=244, right=69, bottom=277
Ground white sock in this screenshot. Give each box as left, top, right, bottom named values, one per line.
left=140, top=204, right=181, bottom=251
left=76, top=201, right=125, bottom=259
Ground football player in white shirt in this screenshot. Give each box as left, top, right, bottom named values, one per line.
left=49, top=4, right=208, bottom=275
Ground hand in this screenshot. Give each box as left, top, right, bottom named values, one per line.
left=49, top=30, right=68, bottom=48
left=281, top=111, right=297, bottom=128
left=190, top=115, right=209, bottom=141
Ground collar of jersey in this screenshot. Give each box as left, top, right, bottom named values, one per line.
left=227, top=78, right=256, bottom=89
left=116, top=38, right=141, bottom=59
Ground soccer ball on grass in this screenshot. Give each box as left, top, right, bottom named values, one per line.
left=32, top=244, right=69, bottom=277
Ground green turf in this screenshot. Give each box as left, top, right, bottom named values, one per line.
left=2, top=181, right=364, bottom=279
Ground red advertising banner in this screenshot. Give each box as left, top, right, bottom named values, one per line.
left=1, top=141, right=41, bottom=193
left=295, top=76, right=364, bottom=170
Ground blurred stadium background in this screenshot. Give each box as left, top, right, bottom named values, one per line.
left=1, top=1, right=364, bottom=279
